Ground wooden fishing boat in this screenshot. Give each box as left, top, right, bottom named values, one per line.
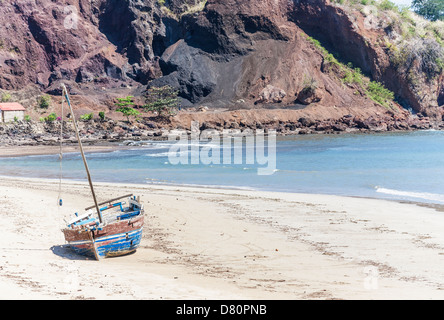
left=59, top=84, right=144, bottom=260
left=63, top=194, right=144, bottom=259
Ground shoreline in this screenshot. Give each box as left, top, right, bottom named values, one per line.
left=0, top=144, right=131, bottom=158
left=0, top=128, right=440, bottom=154
left=0, top=112, right=441, bottom=150
left=2, top=176, right=444, bottom=299
left=2, top=168, right=444, bottom=210
left=4, top=173, right=444, bottom=214
left=4, top=173, right=444, bottom=210
left=3, top=172, right=444, bottom=210
left=1, top=139, right=444, bottom=208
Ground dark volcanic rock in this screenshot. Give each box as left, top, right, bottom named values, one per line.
left=438, top=77, right=444, bottom=107
left=298, top=117, right=315, bottom=127
left=150, top=40, right=218, bottom=104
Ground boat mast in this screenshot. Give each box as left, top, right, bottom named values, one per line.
left=61, top=84, right=103, bottom=224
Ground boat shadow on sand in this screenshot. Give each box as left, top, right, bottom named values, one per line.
left=50, top=245, right=91, bottom=260
left=50, top=244, right=137, bottom=260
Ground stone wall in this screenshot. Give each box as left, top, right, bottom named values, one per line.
left=2, top=111, right=24, bottom=123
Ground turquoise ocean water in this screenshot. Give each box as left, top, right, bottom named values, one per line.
left=2, top=130, right=444, bottom=204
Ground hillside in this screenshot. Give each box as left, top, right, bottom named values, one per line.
left=0, top=0, right=443, bottom=134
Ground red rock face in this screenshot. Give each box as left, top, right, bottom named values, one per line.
left=151, top=0, right=397, bottom=118
left=0, top=0, right=165, bottom=91
left=0, top=0, right=441, bottom=123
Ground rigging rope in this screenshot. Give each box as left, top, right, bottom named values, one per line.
left=58, top=89, right=64, bottom=207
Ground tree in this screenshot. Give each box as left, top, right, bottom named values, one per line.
left=412, top=0, right=444, bottom=21
left=115, top=96, right=140, bottom=123
left=143, top=85, right=179, bottom=118
left=116, top=107, right=141, bottom=123
left=115, top=96, right=135, bottom=108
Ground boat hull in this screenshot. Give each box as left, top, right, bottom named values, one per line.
left=63, top=215, right=144, bottom=259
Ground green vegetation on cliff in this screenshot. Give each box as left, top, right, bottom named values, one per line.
left=157, top=0, right=207, bottom=19
left=326, top=0, right=444, bottom=112
left=306, top=34, right=396, bottom=110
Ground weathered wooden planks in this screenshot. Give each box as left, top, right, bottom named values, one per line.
left=63, top=204, right=145, bottom=259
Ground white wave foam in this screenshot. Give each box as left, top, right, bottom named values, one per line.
left=84, top=150, right=122, bottom=158
left=145, top=150, right=189, bottom=158
left=144, top=179, right=255, bottom=191
left=375, top=187, right=444, bottom=203
left=149, top=141, right=220, bottom=148
left=145, top=142, right=223, bottom=158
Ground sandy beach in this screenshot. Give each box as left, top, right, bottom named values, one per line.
left=0, top=144, right=130, bottom=158
left=1, top=173, right=444, bottom=300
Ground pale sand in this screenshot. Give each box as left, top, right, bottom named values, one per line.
left=1, top=176, right=444, bottom=300
left=0, top=145, right=126, bottom=158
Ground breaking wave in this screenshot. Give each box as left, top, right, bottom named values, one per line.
left=375, top=187, right=444, bottom=203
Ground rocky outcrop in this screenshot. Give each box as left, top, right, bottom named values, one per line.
left=289, top=0, right=443, bottom=115
left=0, top=0, right=442, bottom=132
left=152, top=0, right=396, bottom=117
left=296, top=87, right=323, bottom=105
left=256, top=85, right=287, bottom=104
left=0, top=110, right=439, bottom=147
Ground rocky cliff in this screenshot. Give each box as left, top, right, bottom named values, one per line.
left=0, top=0, right=443, bottom=133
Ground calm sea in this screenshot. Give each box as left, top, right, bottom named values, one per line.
left=2, top=130, right=444, bottom=204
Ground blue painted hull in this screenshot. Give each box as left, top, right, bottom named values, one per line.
left=64, top=212, right=145, bottom=260
left=97, top=227, right=143, bottom=258
left=69, top=227, right=143, bottom=258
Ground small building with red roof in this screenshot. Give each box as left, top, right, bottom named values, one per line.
left=0, top=102, right=25, bottom=122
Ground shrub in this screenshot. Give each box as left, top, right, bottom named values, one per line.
left=44, top=113, right=58, bottom=122
left=24, top=115, right=31, bottom=122
left=301, top=75, right=318, bottom=94
left=366, top=81, right=395, bottom=107
left=343, top=67, right=364, bottom=85
left=377, top=0, right=398, bottom=11
left=80, top=113, right=93, bottom=121
left=39, top=95, right=51, bottom=109
left=98, top=111, right=106, bottom=121
left=305, top=35, right=341, bottom=70
left=1, top=93, right=11, bottom=102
